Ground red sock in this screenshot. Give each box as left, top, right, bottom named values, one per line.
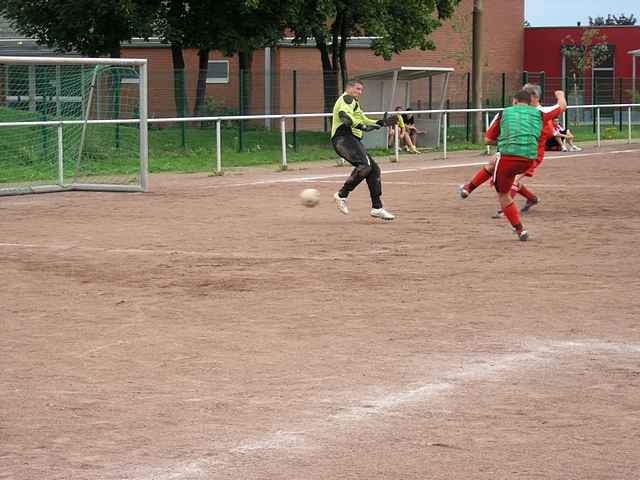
left=518, top=184, right=536, bottom=201
left=466, top=168, right=491, bottom=193
left=502, top=201, right=524, bottom=233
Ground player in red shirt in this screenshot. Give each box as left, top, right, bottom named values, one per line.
left=458, top=88, right=566, bottom=213
left=511, top=83, right=564, bottom=213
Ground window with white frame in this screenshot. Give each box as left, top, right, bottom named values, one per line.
left=207, top=60, right=229, bottom=84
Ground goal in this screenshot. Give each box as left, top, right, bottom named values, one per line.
left=0, top=56, right=148, bottom=195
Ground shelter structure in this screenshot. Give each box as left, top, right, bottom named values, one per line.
left=354, top=66, right=454, bottom=149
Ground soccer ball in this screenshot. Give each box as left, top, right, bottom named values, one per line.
left=300, top=188, right=320, bottom=207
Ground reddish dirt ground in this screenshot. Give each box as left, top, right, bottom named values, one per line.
left=1, top=144, right=640, bottom=480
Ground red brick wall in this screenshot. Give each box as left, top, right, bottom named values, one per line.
left=121, top=47, right=272, bottom=118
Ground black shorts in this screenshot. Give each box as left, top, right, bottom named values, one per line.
left=331, top=133, right=370, bottom=167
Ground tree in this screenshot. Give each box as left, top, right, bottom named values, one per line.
left=562, top=29, right=609, bottom=74
left=0, top=0, right=158, bottom=57
left=287, top=0, right=461, bottom=114
left=589, top=13, right=637, bottom=26
left=151, top=0, right=288, bottom=117
left=188, top=0, right=288, bottom=116
left=561, top=29, right=610, bottom=109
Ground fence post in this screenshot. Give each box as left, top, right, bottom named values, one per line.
left=466, top=72, right=471, bottom=141
left=113, top=69, right=121, bottom=149
left=501, top=72, right=506, bottom=107
left=239, top=69, right=245, bottom=152
left=394, top=125, right=400, bottom=163
left=293, top=70, right=298, bottom=151
left=280, top=116, right=287, bottom=170
left=57, top=124, right=64, bottom=186
left=564, top=73, right=570, bottom=132
left=485, top=111, right=490, bottom=154
left=592, top=78, right=597, bottom=134
left=628, top=107, right=632, bottom=144
left=619, top=78, right=623, bottom=131
left=540, top=71, right=545, bottom=103
left=176, top=69, right=186, bottom=149
left=443, top=112, right=448, bottom=160
left=596, top=107, right=601, bottom=147
left=428, top=76, right=433, bottom=119
left=215, top=120, right=222, bottom=175
left=40, top=114, right=48, bottom=158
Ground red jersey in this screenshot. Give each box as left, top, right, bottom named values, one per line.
left=536, top=105, right=563, bottom=160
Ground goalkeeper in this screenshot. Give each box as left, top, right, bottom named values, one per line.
left=331, top=79, right=398, bottom=220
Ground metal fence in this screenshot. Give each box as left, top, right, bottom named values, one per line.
left=145, top=102, right=640, bottom=173
left=1, top=102, right=639, bottom=195
left=140, top=70, right=640, bottom=147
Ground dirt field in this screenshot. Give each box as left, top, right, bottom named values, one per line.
left=1, top=144, right=640, bottom=480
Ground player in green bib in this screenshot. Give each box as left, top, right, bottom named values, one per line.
left=331, top=79, right=398, bottom=220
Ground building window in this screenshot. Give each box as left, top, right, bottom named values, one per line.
left=206, top=60, right=229, bottom=84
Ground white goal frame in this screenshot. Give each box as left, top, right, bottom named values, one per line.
left=0, top=56, right=148, bottom=195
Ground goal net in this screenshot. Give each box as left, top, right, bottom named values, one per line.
left=0, top=56, right=148, bottom=195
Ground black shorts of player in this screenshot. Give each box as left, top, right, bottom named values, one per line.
left=331, top=126, right=383, bottom=208
left=331, top=125, right=370, bottom=166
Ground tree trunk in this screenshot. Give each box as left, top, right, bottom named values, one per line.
left=316, top=38, right=339, bottom=114
left=339, top=13, right=349, bottom=90
left=331, top=12, right=342, bottom=87
left=171, top=42, right=187, bottom=118
left=193, top=48, right=210, bottom=116
left=471, top=0, right=483, bottom=144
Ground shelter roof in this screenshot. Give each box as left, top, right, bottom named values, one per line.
left=355, top=66, right=454, bottom=82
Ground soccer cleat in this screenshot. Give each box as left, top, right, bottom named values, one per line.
left=570, top=145, right=582, bottom=151
left=370, top=208, right=395, bottom=220
left=516, top=229, right=529, bottom=241
left=491, top=209, right=504, bottom=219
left=333, top=192, right=349, bottom=215
left=520, top=196, right=539, bottom=213
left=458, top=184, right=470, bottom=199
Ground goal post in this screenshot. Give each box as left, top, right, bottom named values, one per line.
left=0, top=56, right=148, bottom=196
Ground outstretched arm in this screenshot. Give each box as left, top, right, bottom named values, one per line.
left=541, top=91, right=567, bottom=122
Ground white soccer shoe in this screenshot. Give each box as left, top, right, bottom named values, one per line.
left=570, top=145, right=582, bottom=152
left=370, top=208, right=395, bottom=220
left=333, top=192, right=349, bottom=215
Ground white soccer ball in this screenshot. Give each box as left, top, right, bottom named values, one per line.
left=300, top=188, right=320, bottom=207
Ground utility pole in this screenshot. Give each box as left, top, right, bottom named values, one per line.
left=471, top=0, right=483, bottom=144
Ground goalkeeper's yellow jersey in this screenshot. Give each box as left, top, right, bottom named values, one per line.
left=331, top=93, right=378, bottom=139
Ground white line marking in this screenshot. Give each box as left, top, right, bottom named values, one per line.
left=203, top=148, right=640, bottom=188
left=135, top=338, right=640, bottom=479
